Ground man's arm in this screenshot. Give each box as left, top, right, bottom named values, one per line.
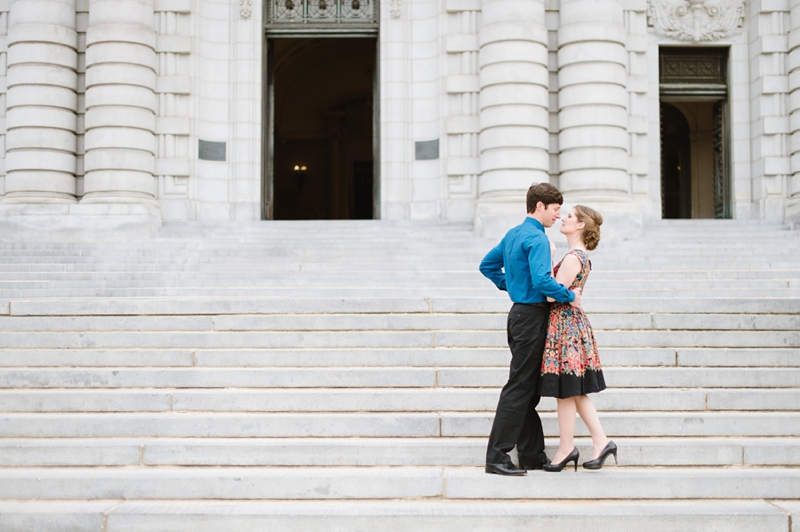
left=479, top=242, right=507, bottom=291
left=528, top=235, right=574, bottom=303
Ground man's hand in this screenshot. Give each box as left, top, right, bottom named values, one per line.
left=569, top=287, right=582, bottom=308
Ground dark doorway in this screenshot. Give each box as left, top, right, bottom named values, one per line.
left=265, top=38, right=376, bottom=220
left=659, top=47, right=730, bottom=219
left=660, top=103, right=692, bottom=219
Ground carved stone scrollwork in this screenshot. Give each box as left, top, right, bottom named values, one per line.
left=647, top=0, right=744, bottom=42
left=390, top=0, right=401, bottom=18
left=241, top=0, right=253, bottom=18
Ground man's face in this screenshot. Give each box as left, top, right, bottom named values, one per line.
left=538, top=202, right=562, bottom=228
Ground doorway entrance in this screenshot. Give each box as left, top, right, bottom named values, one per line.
left=264, top=38, right=376, bottom=220
left=659, top=47, right=730, bottom=219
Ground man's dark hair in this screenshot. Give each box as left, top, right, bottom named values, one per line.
left=526, top=182, right=563, bottom=213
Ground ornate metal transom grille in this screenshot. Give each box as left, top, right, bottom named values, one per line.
left=267, top=0, right=378, bottom=27
left=659, top=48, right=727, bottom=86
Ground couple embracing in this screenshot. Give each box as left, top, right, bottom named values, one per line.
left=479, top=183, right=617, bottom=476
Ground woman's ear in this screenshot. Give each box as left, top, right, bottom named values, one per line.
left=576, top=221, right=585, bottom=230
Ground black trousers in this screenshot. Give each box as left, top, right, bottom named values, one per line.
left=485, top=302, right=549, bottom=466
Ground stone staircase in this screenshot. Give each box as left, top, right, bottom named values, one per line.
left=0, top=219, right=799, bottom=531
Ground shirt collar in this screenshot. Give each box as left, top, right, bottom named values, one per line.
left=525, top=216, right=545, bottom=232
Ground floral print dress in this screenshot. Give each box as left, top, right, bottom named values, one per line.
left=538, top=249, right=606, bottom=398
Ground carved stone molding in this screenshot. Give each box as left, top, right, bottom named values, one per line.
left=240, top=0, right=252, bottom=18
left=647, top=0, right=744, bottom=42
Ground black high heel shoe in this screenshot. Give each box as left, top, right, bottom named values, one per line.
left=542, top=448, right=579, bottom=472
left=582, top=441, right=617, bottom=470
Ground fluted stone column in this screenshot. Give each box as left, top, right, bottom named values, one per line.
left=557, top=0, right=641, bottom=238
left=81, top=0, right=157, bottom=204
left=474, top=0, right=550, bottom=236
left=789, top=0, right=800, bottom=221
left=3, top=0, right=78, bottom=203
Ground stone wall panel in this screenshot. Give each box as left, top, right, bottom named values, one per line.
left=85, top=128, right=156, bottom=153
left=6, top=106, right=76, bottom=131
left=5, top=128, right=76, bottom=151
left=85, top=43, right=157, bottom=71
left=86, top=64, right=156, bottom=89
left=85, top=107, right=154, bottom=131
left=7, top=24, right=77, bottom=47
left=85, top=85, right=157, bottom=112
left=7, top=65, right=76, bottom=89
left=84, top=149, right=154, bottom=173
left=6, top=86, right=77, bottom=110
left=479, top=105, right=548, bottom=128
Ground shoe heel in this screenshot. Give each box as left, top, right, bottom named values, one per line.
left=612, top=448, right=618, bottom=465
left=572, top=450, right=579, bottom=472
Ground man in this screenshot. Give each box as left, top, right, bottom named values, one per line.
left=479, top=183, right=582, bottom=476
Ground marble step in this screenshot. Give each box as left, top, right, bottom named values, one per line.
left=4, top=388, right=795, bottom=413
left=2, top=367, right=797, bottom=388
left=5, top=270, right=800, bottom=287
left=2, top=262, right=798, bottom=277
left=1, top=437, right=796, bottom=467
left=4, top=278, right=800, bottom=292
left=0, top=263, right=800, bottom=280
left=0, top=329, right=798, bottom=349
left=2, top=499, right=789, bottom=532
left=4, top=297, right=799, bottom=315
left=3, top=287, right=798, bottom=298
left=1, top=313, right=798, bottom=332
left=2, top=412, right=798, bottom=438
left=0, top=347, right=795, bottom=368
left=0, top=467, right=799, bottom=501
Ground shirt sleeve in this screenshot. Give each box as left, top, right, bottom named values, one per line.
left=479, top=241, right=507, bottom=291
left=527, top=234, right=574, bottom=303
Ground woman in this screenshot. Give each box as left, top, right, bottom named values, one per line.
left=539, top=205, right=617, bottom=472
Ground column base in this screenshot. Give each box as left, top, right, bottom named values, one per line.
left=1, top=192, right=77, bottom=204
left=561, top=196, right=643, bottom=242
left=473, top=197, right=527, bottom=238
left=786, top=197, right=800, bottom=227
left=0, top=204, right=162, bottom=242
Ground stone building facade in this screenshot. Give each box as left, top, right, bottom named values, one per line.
left=0, top=0, right=796, bottom=239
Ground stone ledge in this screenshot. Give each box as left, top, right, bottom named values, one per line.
left=0, top=203, right=161, bottom=242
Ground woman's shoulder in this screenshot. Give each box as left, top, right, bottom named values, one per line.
left=567, top=249, right=591, bottom=271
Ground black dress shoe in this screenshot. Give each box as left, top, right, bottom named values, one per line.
left=485, top=463, right=527, bottom=476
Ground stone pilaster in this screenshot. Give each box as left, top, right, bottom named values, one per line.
left=474, top=0, right=549, bottom=236
left=0, top=6, right=8, bottom=198
left=556, top=0, right=640, bottom=239
left=154, top=1, right=192, bottom=220
left=81, top=0, right=157, bottom=204
left=444, top=2, right=480, bottom=222
left=3, top=0, right=78, bottom=203
left=749, top=0, right=790, bottom=222
left=789, top=0, right=800, bottom=221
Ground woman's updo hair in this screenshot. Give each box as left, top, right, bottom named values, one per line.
left=574, top=205, right=603, bottom=251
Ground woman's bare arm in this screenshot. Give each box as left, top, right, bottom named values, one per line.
left=546, top=253, right=582, bottom=302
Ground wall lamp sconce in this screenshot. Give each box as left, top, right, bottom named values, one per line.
left=293, top=164, right=308, bottom=191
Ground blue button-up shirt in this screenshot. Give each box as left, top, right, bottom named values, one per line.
left=480, top=217, right=575, bottom=304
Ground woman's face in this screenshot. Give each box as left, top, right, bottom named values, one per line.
left=560, top=208, right=585, bottom=236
